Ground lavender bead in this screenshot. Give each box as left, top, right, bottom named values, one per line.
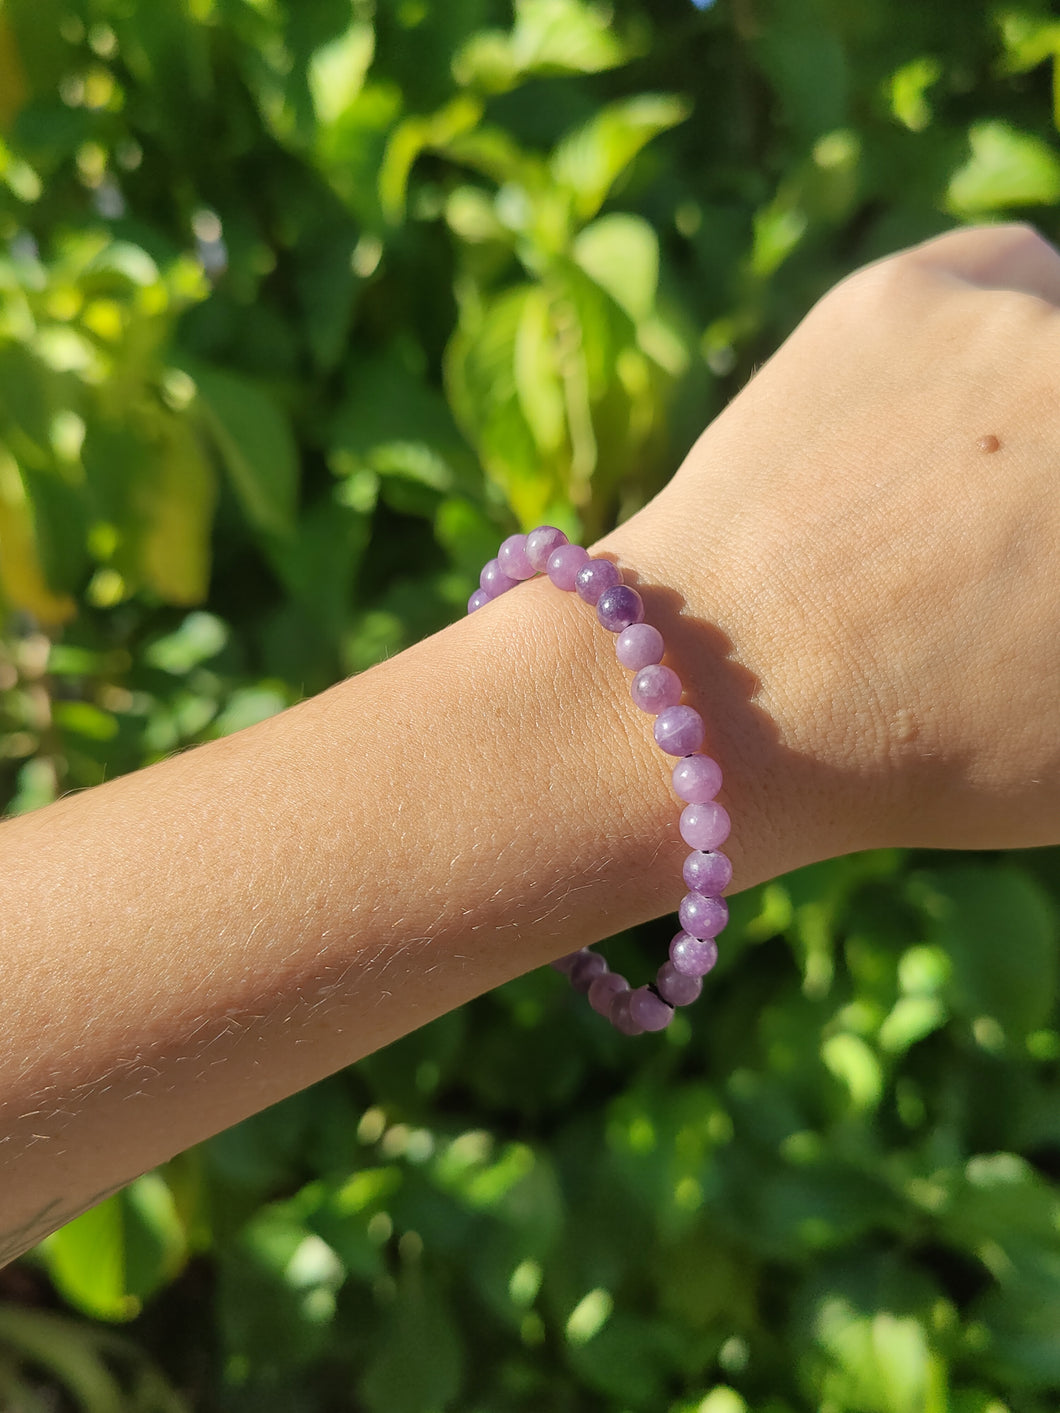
left=629, top=985, right=673, bottom=1032
left=526, top=526, right=567, bottom=572
left=616, top=623, right=664, bottom=670
left=670, top=930, right=719, bottom=977
left=631, top=664, right=682, bottom=714
left=589, top=971, right=629, bottom=1017
left=597, top=584, right=644, bottom=633
left=610, top=990, right=646, bottom=1036
left=654, top=705, right=705, bottom=756
left=679, top=891, right=729, bottom=939
left=656, top=961, right=703, bottom=1007
left=672, top=753, right=723, bottom=803
left=480, top=558, right=518, bottom=598
left=574, top=557, right=622, bottom=606
left=683, top=850, right=733, bottom=895
left=468, top=588, right=491, bottom=612
left=498, top=533, right=535, bottom=580
left=550, top=949, right=587, bottom=974
left=547, top=542, right=590, bottom=590
left=568, top=949, right=608, bottom=993
left=679, top=800, right=731, bottom=851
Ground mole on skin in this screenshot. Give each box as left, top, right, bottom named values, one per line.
left=978, top=434, right=1001, bottom=453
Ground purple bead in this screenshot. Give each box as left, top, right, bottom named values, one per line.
left=670, top=930, right=719, bottom=977
left=678, top=891, right=729, bottom=939
left=679, top=800, right=731, bottom=851
left=682, top=850, right=733, bottom=894
left=672, top=753, right=723, bottom=803
left=653, top=705, right=705, bottom=756
left=631, top=664, right=682, bottom=714
left=550, top=949, right=587, bottom=974
left=480, top=558, right=518, bottom=598
left=610, top=990, right=646, bottom=1036
left=656, top=961, right=703, bottom=1007
left=616, top=623, right=664, bottom=670
left=526, top=525, right=568, bottom=572
left=589, top=971, right=629, bottom=1017
left=468, top=588, right=491, bottom=612
left=498, top=533, right=535, bottom=581
left=574, top=557, right=622, bottom=606
left=569, top=949, right=608, bottom=993
left=547, top=542, right=590, bottom=590
left=628, top=986, right=673, bottom=1032
left=597, top=585, right=645, bottom=633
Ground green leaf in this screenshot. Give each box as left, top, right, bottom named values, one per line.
left=360, top=1266, right=464, bottom=1413
left=135, top=415, right=217, bottom=604
left=379, top=94, right=482, bottom=224
left=550, top=94, right=690, bottom=222
left=514, top=284, right=565, bottom=455
left=573, top=212, right=659, bottom=321
left=947, top=121, right=1060, bottom=215
left=453, top=0, right=631, bottom=94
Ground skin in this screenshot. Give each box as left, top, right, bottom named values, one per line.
left=1, top=223, right=1059, bottom=1263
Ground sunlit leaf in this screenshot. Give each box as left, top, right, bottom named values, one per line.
left=947, top=121, right=1060, bottom=214
left=550, top=94, right=690, bottom=221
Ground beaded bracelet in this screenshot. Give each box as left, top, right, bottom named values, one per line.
left=467, top=525, right=731, bottom=1037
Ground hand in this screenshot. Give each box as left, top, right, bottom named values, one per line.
left=600, top=224, right=1060, bottom=886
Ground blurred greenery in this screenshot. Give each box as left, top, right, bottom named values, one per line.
left=1, top=0, right=1060, bottom=1407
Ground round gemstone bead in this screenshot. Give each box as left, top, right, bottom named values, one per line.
left=589, top=971, right=629, bottom=1017
left=656, top=961, right=702, bottom=1007
left=679, top=891, right=729, bottom=939
left=609, top=990, right=646, bottom=1036
left=615, top=623, right=664, bottom=670
left=682, top=850, right=733, bottom=895
left=631, top=664, right=682, bottom=714
left=547, top=542, right=590, bottom=590
left=670, top=930, right=719, bottom=977
left=468, top=588, right=491, bottom=612
left=672, top=753, right=723, bottom=803
left=597, top=584, right=645, bottom=633
left=525, top=525, right=568, bottom=572
left=480, top=558, right=518, bottom=598
left=653, top=705, right=705, bottom=756
left=568, top=949, right=608, bottom=993
left=679, top=800, right=731, bottom=851
left=629, top=986, right=673, bottom=1032
left=498, top=533, right=535, bottom=581
left=574, top=557, right=622, bottom=606
left=551, top=949, right=587, bottom=974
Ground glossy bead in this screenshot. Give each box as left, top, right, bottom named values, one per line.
left=597, top=584, right=645, bottom=633
left=632, top=664, right=682, bottom=714
left=616, top=623, right=664, bottom=670
left=498, top=533, right=535, bottom=580
left=525, top=525, right=567, bottom=572
left=682, top=850, right=733, bottom=895
left=656, top=961, right=702, bottom=1007
left=629, top=986, right=673, bottom=1032
left=679, top=891, right=729, bottom=939
left=547, top=542, right=590, bottom=590
left=672, top=753, right=723, bottom=803
left=480, top=558, right=517, bottom=598
left=468, top=588, right=491, bottom=612
left=574, top=557, right=622, bottom=606
left=569, top=949, right=608, bottom=993
left=609, top=990, right=646, bottom=1036
left=670, top=931, right=719, bottom=977
left=589, top=971, right=629, bottom=1017
left=654, top=705, right=705, bottom=756
left=679, top=800, right=731, bottom=851
left=551, top=949, right=587, bottom=974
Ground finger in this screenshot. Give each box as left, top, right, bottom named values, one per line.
left=905, top=222, right=1060, bottom=304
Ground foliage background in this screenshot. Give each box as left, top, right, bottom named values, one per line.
left=2, top=0, right=1060, bottom=1408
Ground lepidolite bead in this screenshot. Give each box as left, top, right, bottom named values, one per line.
left=569, top=950, right=608, bottom=993
left=574, top=557, right=622, bottom=606
left=654, top=705, right=705, bottom=756
left=551, top=949, right=587, bottom=974
left=468, top=588, right=491, bottom=612
left=589, top=971, right=629, bottom=1017
left=480, top=558, right=517, bottom=598
left=498, top=533, right=535, bottom=580
left=597, top=584, right=645, bottom=633
left=629, top=986, right=673, bottom=1032
left=672, top=753, right=723, bottom=803
left=632, top=664, right=682, bottom=713
left=679, top=891, right=729, bottom=939
left=547, top=542, right=590, bottom=590
left=670, top=931, right=719, bottom=977
left=610, top=990, right=646, bottom=1036
left=526, top=525, right=567, bottom=571
left=679, top=800, right=731, bottom=851
left=656, top=961, right=702, bottom=1007
left=616, top=622, right=664, bottom=670
left=682, top=850, right=733, bottom=895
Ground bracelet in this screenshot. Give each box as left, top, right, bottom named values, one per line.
left=467, top=526, right=731, bottom=1037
